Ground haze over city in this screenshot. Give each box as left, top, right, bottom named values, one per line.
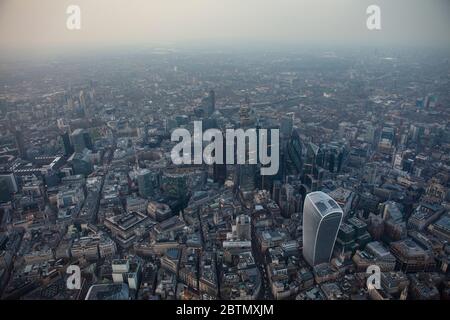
left=1, top=0, right=450, bottom=55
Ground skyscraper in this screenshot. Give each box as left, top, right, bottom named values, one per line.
left=239, top=103, right=252, bottom=128
left=237, top=164, right=256, bottom=194
left=61, top=131, right=74, bottom=156
left=137, top=169, right=154, bottom=199
left=207, top=90, right=215, bottom=116
left=14, top=126, right=27, bottom=160
left=280, top=112, right=294, bottom=138
left=286, top=129, right=303, bottom=175
left=71, top=129, right=92, bottom=153
left=302, top=191, right=343, bottom=267
left=198, top=90, right=216, bottom=117
left=213, top=134, right=227, bottom=184
left=0, top=172, right=18, bottom=203
left=79, top=90, right=87, bottom=111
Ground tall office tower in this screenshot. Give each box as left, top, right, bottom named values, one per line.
left=239, top=104, right=252, bottom=128
left=239, top=96, right=255, bottom=128
left=237, top=97, right=256, bottom=194
left=0, top=172, right=18, bottom=202
left=286, top=129, right=303, bottom=175
left=71, top=129, right=86, bottom=153
left=236, top=214, right=251, bottom=240
left=61, top=131, right=74, bottom=156
left=314, top=143, right=345, bottom=174
left=137, top=169, right=154, bottom=199
left=213, top=135, right=227, bottom=184
left=199, top=90, right=216, bottom=117
left=0, top=172, right=18, bottom=194
left=302, top=191, right=343, bottom=267
left=272, top=180, right=282, bottom=204
left=213, top=162, right=227, bottom=185
left=237, top=164, right=256, bottom=194
left=279, top=183, right=296, bottom=218
left=280, top=113, right=294, bottom=138
left=305, top=142, right=319, bottom=175
left=14, top=127, right=27, bottom=160
left=207, top=90, right=215, bottom=116
left=71, top=128, right=92, bottom=153
left=83, top=130, right=93, bottom=150
left=67, top=95, right=74, bottom=110
left=79, top=90, right=87, bottom=110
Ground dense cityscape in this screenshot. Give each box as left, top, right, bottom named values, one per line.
left=0, top=47, right=449, bottom=301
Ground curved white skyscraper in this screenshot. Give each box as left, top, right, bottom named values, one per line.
left=302, top=191, right=343, bottom=267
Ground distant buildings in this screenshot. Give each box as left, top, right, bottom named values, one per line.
left=1, top=47, right=450, bottom=301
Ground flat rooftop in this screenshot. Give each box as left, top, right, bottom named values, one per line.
left=307, top=191, right=343, bottom=217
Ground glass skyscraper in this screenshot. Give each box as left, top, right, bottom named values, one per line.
left=302, top=191, right=343, bottom=267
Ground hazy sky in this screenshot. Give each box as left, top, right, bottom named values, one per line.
left=0, top=0, right=449, bottom=52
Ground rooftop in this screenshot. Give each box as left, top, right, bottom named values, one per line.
left=307, top=191, right=343, bottom=217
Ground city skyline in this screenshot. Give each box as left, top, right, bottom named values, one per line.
left=0, top=0, right=450, bottom=304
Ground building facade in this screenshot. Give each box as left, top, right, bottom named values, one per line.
left=302, top=191, right=343, bottom=267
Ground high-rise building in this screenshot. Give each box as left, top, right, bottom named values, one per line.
left=198, top=90, right=216, bottom=117
left=14, top=126, right=27, bottom=160
left=237, top=164, right=256, bottom=194
left=280, top=112, right=294, bottom=138
left=286, top=129, right=303, bottom=175
left=302, top=191, right=343, bottom=267
left=239, top=104, right=252, bottom=128
left=137, top=169, right=155, bottom=199
left=79, top=90, right=87, bottom=110
left=71, top=128, right=92, bottom=153
left=0, top=172, right=18, bottom=203
left=61, top=131, right=74, bottom=156
left=68, top=149, right=93, bottom=176
left=213, top=134, right=227, bottom=184
left=0, top=172, right=18, bottom=194
left=206, top=90, right=215, bottom=116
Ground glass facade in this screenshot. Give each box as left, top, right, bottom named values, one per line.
left=303, top=191, right=343, bottom=266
